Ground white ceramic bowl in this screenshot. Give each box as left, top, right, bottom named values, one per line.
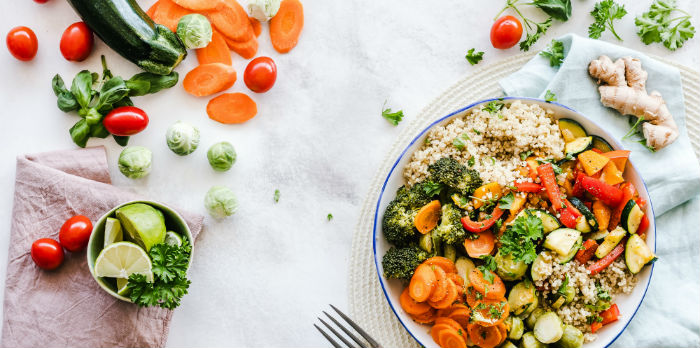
left=372, top=97, right=655, bottom=348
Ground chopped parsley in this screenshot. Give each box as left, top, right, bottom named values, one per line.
left=557, top=275, right=570, bottom=296
left=465, top=48, right=485, bottom=65
left=327, top=213, right=333, bottom=221
left=540, top=39, right=565, bottom=67
left=499, top=210, right=543, bottom=264
left=422, top=181, right=444, bottom=196
left=498, top=192, right=515, bottom=209
left=467, top=157, right=476, bottom=167
left=597, top=285, right=612, bottom=301
left=472, top=128, right=481, bottom=135
left=478, top=255, right=497, bottom=284
left=520, top=150, right=533, bottom=161
left=453, top=133, right=471, bottom=150
left=483, top=101, right=504, bottom=115
left=381, top=101, right=404, bottom=126
left=274, top=189, right=280, bottom=203
left=544, top=89, right=557, bottom=102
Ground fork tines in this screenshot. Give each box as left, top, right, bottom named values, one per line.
left=314, top=304, right=381, bottom=348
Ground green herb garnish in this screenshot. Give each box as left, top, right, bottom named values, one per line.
left=635, top=0, right=695, bottom=51
left=589, top=0, right=627, bottom=41
left=127, top=241, right=192, bottom=309
left=465, top=48, right=485, bottom=65
left=540, top=39, right=565, bottom=67
left=382, top=101, right=404, bottom=126
left=499, top=210, right=543, bottom=264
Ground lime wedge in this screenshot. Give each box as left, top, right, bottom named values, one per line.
left=164, top=231, right=183, bottom=247
left=116, top=278, right=130, bottom=296
left=94, top=242, right=153, bottom=282
left=115, top=203, right=166, bottom=252
left=104, top=217, right=123, bottom=248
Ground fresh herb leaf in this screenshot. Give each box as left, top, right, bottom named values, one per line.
left=273, top=189, right=281, bottom=203
left=636, top=0, right=695, bottom=51
left=596, top=285, right=612, bottom=301
left=422, top=181, right=444, bottom=196
left=465, top=48, right=485, bottom=65
left=127, top=71, right=180, bottom=96
left=538, top=158, right=563, bottom=174
left=589, top=0, right=627, bottom=41
left=520, top=151, right=533, bottom=161
left=327, top=213, right=333, bottom=221
left=498, top=192, right=515, bottom=209
left=69, top=119, right=90, bottom=148
left=544, top=90, right=557, bottom=102
left=70, top=70, right=94, bottom=109
left=540, top=39, right=565, bottom=67
left=479, top=255, right=497, bottom=272
left=453, top=133, right=471, bottom=150
left=127, top=241, right=192, bottom=309
left=483, top=101, right=505, bottom=114
left=467, top=157, right=476, bottom=167
left=520, top=18, right=552, bottom=51
left=97, top=76, right=129, bottom=109
left=472, top=128, right=481, bottom=135
left=499, top=210, right=543, bottom=264
left=557, top=275, right=570, bottom=296
left=533, top=0, right=572, bottom=21
left=382, top=101, right=404, bottom=126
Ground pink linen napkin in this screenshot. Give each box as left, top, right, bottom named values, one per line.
left=1, top=146, right=203, bottom=348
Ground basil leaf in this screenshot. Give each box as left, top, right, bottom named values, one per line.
left=85, top=108, right=103, bottom=125
left=90, top=122, right=110, bottom=138
left=70, top=70, right=94, bottom=109
left=52, top=74, right=68, bottom=96
left=113, top=135, right=130, bottom=146
left=534, top=0, right=572, bottom=21
left=97, top=76, right=129, bottom=108
left=69, top=119, right=91, bottom=148
left=57, top=91, right=79, bottom=112
left=114, top=96, right=134, bottom=108
left=125, top=79, right=151, bottom=97
left=126, top=71, right=179, bottom=95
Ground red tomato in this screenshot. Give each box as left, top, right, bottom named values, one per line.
left=31, top=238, right=64, bottom=270
left=244, top=57, right=277, bottom=93
left=59, top=215, right=93, bottom=252
left=6, top=26, right=38, bottom=61
left=33, top=0, right=51, bottom=3
left=490, top=16, right=523, bottom=49
left=60, top=22, right=94, bottom=62
left=103, top=106, right=149, bottom=136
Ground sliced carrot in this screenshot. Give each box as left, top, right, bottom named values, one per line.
left=468, top=269, right=505, bottom=300
left=207, top=0, right=254, bottom=42
left=448, top=308, right=472, bottom=329
left=437, top=303, right=470, bottom=318
left=465, top=286, right=479, bottom=308
left=400, top=287, right=431, bottom=316
left=250, top=16, right=262, bottom=37
left=223, top=35, right=259, bottom=59
left=196, top=30, right=232, bottom=66
left=146, top=0, right=160, bottom=18
left=435, top=317, right=463, bottom=332
left=414, top=200, right=441, bottom=234
left=429, top=266, right=449, bottom=303
left=171, top=0, right=220, bottom=11
left=269, top=0, right=304, bottom=53
left=207, top=92, right=258, bottom=124
left=424, top=257, right=457, bottom=274
left=471, top=298, right=509, bottom=327
left=183, top=63, right=237, bottom=97
left=463, top=232, right=495, bottom=258
left=439, top=329, right=467, bottom=348
left=151, top=0, right=192, bottom=32
left=428, top=279, right=458, bottom=309
left=449, top=273, right=465, bottom=297
left=431, top=324, right=456, bottom=345
left=467, top=323, right=501, bottom=348
left=409, top=264, right=436, bottom=302
left=410, top=308, right=437, bottom=324
left=495, top=322, right=508, bottom=345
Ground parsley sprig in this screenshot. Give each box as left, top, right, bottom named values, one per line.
left=540, top=39, right=564, bottom=67
left=127, top=241, right=192, bottom=309
left=465, top=49, right=485, bottom=65
left=635, top=0, right=695, bottom=51
left=588, top=0, right=627, bottom=41
left=499, top=211, right=543, bottom=264
left=381, top=101, right=404, bottom=126
left=495, top=0, right=571, bottom=51
left=478, top=255, right=498, bottom=284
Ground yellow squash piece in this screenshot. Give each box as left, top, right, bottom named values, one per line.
left=577, top=150, right=610, bottom=176
left=472, top=182, right=502, bottom=209
left=600, top=161, right=625, bottom=186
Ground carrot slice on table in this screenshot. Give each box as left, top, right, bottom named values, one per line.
left=399, top=287, right=431, bottom=316
left=172, top=0, right=220, bottom=11
left=151, top=0, right=192, bottom=32
left=250, top=16, right=262, bottom=37
left=468, top=269, right=505, bottom=300
left=429, top=266, right=449, bottom=303
left=207, top=92, right=258, bottom=124
left=223, top=35, right=259, bottom=59
left=146, top=0, right=160, bottom=18
left=410, top=308, right=436, bottom=324
left=269, top=0, right=304, bottom=53
left=207, top=0, right=254, bottom=42
left=428, top=279, right=458, bottom=309
left=196, top=30, right=232, bottom=65
left=424, top=257, right=457, bottom=274
left=448, top=308, right=472, bottom=328
left=463, top=231, right=495, bottom=258
left=409, top=264, right=436, bottom=302
left=414, top=200, right=441, bottom=234
left=438, top=328, right=467, bottom=348
left=467, top=323, right=502, bottom=348
left=471, top=298, right=509, bottom=327
left=183, top=63, right=237, bottom=97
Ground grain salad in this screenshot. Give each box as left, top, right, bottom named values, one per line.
left=381, top=99, right=656, bottom=348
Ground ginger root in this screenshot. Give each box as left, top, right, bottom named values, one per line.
left=588, top=55, right=678, bottom=150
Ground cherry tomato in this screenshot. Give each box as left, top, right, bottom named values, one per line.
left=60, top=22, right=94, bottom=62
left=490, top=15, right=523, bottom=49
left=244, top=57, right=277, bottom=93
left=31, top=238, right=64, bottom=270
left=6, top=26, right=38, bottom=61
left=33, top=0, right=51, bottom=3
left=103, top=106, right=149, bottom=136
left=59, top=215, right=93, bottom=252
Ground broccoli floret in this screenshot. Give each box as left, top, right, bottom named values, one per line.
left=396, top=182, right=433, bottom=207
left=434, top=203, right=466, bottom=245
left=382, top=184, right=432, bottom=246
left=428, top=157, right=483, bottom=196
left=382, top=246, right=428, bottom=281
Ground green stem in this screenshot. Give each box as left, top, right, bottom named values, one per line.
left=608, top=19, right=622, bottom=41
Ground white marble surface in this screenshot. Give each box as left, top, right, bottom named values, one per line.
left=0, top=0, right=698, bottom=346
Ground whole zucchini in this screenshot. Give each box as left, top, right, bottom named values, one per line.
left=67, top=0, right=186, bottom=75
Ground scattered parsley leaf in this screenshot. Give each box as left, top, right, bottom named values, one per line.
left=589, top=0, right=627, bottom=41
left=477, top=255, right=497, bottom=284
left=540, top=39, right=565, bottom=67
left=544, top=90, right=557, bottom=102
left=498, top=192, right=515, bottom=209
left=538, top=158, right=563, bottom=174
left=597, top=285, right=612, bottom=301
left=382, top=101, right=404, bottom=126
left=622, top=116, right=656, bottom=152
left=472, top=128, right=481, bottom=135
left=422, top=181, right=444, bottom=196
left=467, top=157, right=476, bottom=167
left=327, top=213, right=333, bottom=221
left=453, top=133, right=471, bottom=150
left=499, top=211, right=543, bottom=264
left=483, top=101, right=504, bottom=114
left=520, top=150, right=533, bottom=161
left=520, top=18, right=553, bottom=51
left=635, top=0, right=695, bottom=51
left=274, top=189, right=280, bottom=203
left=557, top=275, right=570, bottom=296
left=465, top=48, right=485, bottom=65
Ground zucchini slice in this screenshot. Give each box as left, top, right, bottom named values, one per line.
left=544, top=228, right=581, bottom=256
left=595, top=226, right=627, bottom=259
left=569, top=197, right=598, bottom=231
left=564, top=136, right=594, bottom=156
left=534, top=312, right=564, bottom=344
left=513, top=209, right=560, bottom=233
left=621, top=199, right=645, bottom=234
left=587, top=230, right=609, bottom=241
left=418, top=232, right=433, bottom=253
left=558, top=118, right=588, bottom=142
left=592, top=135, right=614, bottom=153
left=575, top=216, right=592, bottom=233
left=625, top=233, right=656, bottom=274
left=556, top=236, right=582, bottom=264
left=455, top=257, right=475, bottom=286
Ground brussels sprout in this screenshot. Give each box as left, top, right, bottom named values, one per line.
left=176, top=14, right=213, bottom=49
left=204, top=186, right=238, bottom=218
left=207, top=141, right=237, bottom=172
left=246, top=0, right=281, bottom=22
left=495, top=249, right=528, bottom=281
left=556, top=325, right=584, bottom=348
left=118, top=146, right=152, bottom=178
left=166, top=121, right=200, bottom=156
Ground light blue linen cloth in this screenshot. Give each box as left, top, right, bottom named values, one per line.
left=500, top=33, right=700, bottom=347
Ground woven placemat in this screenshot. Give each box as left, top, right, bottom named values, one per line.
left=347, top=51, right=700, bottom=348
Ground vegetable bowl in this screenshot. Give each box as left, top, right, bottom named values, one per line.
left=87, top=200, right=194, bottom=306
left=372, top=97, right=655, bottom=348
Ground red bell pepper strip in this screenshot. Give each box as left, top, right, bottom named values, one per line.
left=537, top=163, right=565, bottom=211
left=514, top=181, right=543, bottom=193
left=559, top=208, right=578, bottom=229
left=637, top=215, right=650, bottom=237
left=572, top=172, right=585, bottom=198
left=600, top=304, right=620, bottom=325
left=635, top=197, right=647, bottom=209
left=461, top=207, right=505, bottom=233
left=591, top=321, right=603, bottom=333
left=575, top=239, right=599, bottom=264
left=609, top=183, right=637, bottom=231
left=563, top=199, right=582, bottom=217
left=580, top=175, right=624, bottom=207
left=587, top=240, right=626, bottom=275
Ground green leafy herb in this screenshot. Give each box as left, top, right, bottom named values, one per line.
left=467, top=157, right=476, bottom=167
left=483, top=101, right=504, bottom=114
left=496, top=0, right=566, bottom=51
left=477, top=255, right=497, bottom=284
left=557, top=275, right=570, bottom=296
left=273, top=189, right=281, bottom=203
left=540, top=39, right=565, bottom=67
left=635, top=0, right=695, bottom=51
left=520, top=18, right=553, bottom=51
left=499, top=210, right=543, bottom=264
left=327, top=213, right=333, bottom=221
left=596, top=285, right=612, bottom=301
left=69, top=119, right=90, bottom=148
left=622, top=116, right=656, bottom=152
left=472, top=128, right=481, bottom=135
left=127, top=241, right=192, bottom=309
left=382, top=101, right=404, bottom=126
left=520, top=150, right=533, bottom=161
left=465, top=48, right=485, bottom=65
left=544, top=90, right=557, bottom=102
left=587, top=315, right=604, bottom=324
left=589, top=0, right=627, bottom=41
left=538, top=158, right=563, bottom=174
left=453, top=133, right=471, bottom=150
left=423, top=181, right=444, bottom=196
left=533, top=0, right=572, bottom=21
left=498, top=192, right=515, bottom=209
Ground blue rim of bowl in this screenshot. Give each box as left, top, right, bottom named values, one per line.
left=371, top=96, right=656, bottom=348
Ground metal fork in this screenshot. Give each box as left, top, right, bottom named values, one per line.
left=314, top=304, right=382, bottom=348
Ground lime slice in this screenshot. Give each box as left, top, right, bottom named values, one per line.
left=94, top=242, right=153, bottom=282
left=164, top=231, right=183, bottom=247
left=115, top=203, right=166, bottom=252
left=116, top=278, right=130, bottom=296
left=104, top=217, right=124, bottom=248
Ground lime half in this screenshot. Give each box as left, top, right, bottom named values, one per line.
left=116, top=278, right=130, bottom=296
left=104, top=217, right=123, bottom=248
left=94, top=242, right=153, bottom=282
left=165, top=231, right=183, bottom=247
